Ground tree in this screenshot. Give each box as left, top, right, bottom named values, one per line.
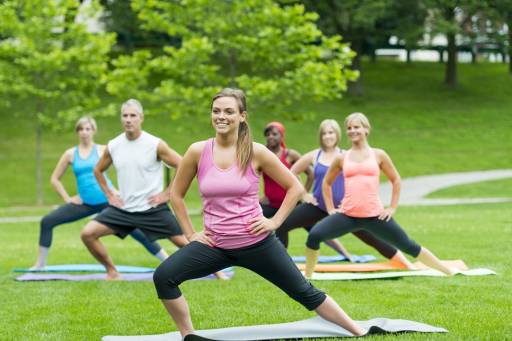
left=0, top=0, right=115, bottom=204
left=300, top=0, right=392, bottom=95
left=384, top=0, right=428, bottom=63
left=425, top=0, right=482, bottom=87
left=98, top=0, right=177, bottom=53
left=487, top=0, right=512, bottom=74
left=107, top=0, right=357, bottom=119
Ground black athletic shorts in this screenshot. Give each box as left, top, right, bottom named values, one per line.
left=94, top=204, right=182, bottom=241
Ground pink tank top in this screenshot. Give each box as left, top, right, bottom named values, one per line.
left=263, top=149, right=290, bottom=209
left=197, top=138, right=268, bottom=249
left=341, top=149, right=384, bottom=217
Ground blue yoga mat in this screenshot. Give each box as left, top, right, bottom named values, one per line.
left=14, top=264, right=155, bottom=273
left=16, top=268, right=234, bottom=282
left=292, top=254, right=376, bottom=263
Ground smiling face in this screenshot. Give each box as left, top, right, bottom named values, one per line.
left=265, top=126, right=282, bottom=149
left=76, top=122, right=95, bottom=144
left=211, top=96, right=246, bottom=135
left=346, top=119, right=369, bottom=143
left=320, top=125, right=338, bottom=149
left=121, top=105, right=143, bottom=135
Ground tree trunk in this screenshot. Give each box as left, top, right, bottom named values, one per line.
left=36, top=120, right=43, bottom=205
left=471, top=45, right=477, bottom=64
left=406, top=49, right=412, bottom=63
left=509, top=23, right=512, bottom=74
left=348, top=40, right=363, bottom=96
left=445, top=32, right=457, bottom=87
left=439, top=48, right=444, bottom=63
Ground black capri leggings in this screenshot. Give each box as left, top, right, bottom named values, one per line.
left=306, top=213, right=422, bottom=257
left=153, top=234, right=326, bottom=310
left=276, top=203, right=399, bottom=259
left=39, top=202, right=162, bottom=255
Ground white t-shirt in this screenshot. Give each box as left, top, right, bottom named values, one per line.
left=108, top=131, right=163, bottom=212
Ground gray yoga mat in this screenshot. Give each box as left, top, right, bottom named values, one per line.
left=14, top=264, right=155, bottom=273
left=16, top=269, right=234, bottom=282
left=310, top=268, right=496, bottom=281
left=292, top=254, right=376, bottom=263
left=102, top=316, right=447, bottom=340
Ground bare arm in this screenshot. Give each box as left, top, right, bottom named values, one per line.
left=93, top=147, right=121, bottom=207
left=377, top=148, right=401, bottom=221
left=322, top=154, right=344, bottom=215
left=250, top=144, right=303, bottom=235
left=148, top=140, right=183, bottom=206
left=50, top=149, right=74, bottom=203
left=169, top=142, right=214, bottom=245
left=288, top=149, right=314, bottom=192
left=289, top=149, right=316, bottom=176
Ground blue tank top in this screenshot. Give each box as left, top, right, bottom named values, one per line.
left=72, top=145, right=112, bottom=205
left=312, top=149, right=345, bottom=212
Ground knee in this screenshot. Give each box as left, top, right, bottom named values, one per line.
left=306, top=229, right=322, bottom=250
left=40, top=215, right=55, bottom=230
left=80, top=222, right=99, bottom=243
left=153, top=262, right=181, bottom=300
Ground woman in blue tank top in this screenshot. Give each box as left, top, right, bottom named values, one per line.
left=30, top=116, right=168, bottom=269
left=275, top=120, right=415, bottom=268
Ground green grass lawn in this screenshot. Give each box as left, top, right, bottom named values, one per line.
left=1, top=203, right=510, bottom=340
left=1, top=61, right=511, bottom=339
left=428, top=178, right=512, bottom=199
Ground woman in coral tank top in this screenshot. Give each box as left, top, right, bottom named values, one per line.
left=304, top=112, right=457, bottom=278
left=153, top=89, right=366, bottom=338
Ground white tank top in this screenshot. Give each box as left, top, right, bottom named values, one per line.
left=108, top=131, right=163, bottom=212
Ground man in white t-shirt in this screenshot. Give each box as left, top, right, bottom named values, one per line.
left=80, top=99, right=187, bottom=280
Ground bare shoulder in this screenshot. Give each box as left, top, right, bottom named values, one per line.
left=373, top=148, right=388, bottom=156
left=96, top=144, right=107, bottom=155
left=187, top=140, right=208, bottom=158
left=287, top=148, right=301, bottom=158
left=64, top=147, right=75, bottom=162
left=302, top=149, right=319, bottom=162
left=252, top=142, right=268, bottom=155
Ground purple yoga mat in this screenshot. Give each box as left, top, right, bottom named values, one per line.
left=16, top=271, right=234, bottom=282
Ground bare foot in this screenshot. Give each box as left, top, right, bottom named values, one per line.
left=214, top=271, right=229, bottom=280
left=29, top=264, right=45, bottom=271
left=106, top=271, right=122, bottom=280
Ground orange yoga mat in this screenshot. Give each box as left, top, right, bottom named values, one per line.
left=296, top=260, right=468, bottom=273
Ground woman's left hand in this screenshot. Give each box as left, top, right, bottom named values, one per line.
left=249, top=216, right=278, bottom=236
left=378, top=207, right=396, bottom=222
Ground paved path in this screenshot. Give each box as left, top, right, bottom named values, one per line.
left=1, top=169, right=511, bottom=224
left=380, top=169, right=512, bottom=206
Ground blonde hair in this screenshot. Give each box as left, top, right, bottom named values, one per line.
left=318, top=119, right=341, bottom=150
left=75, top=116, right=97, bottom=132
left=344, top=112, right=371, bottom=136
left=211, top=88, right=253, bottom=174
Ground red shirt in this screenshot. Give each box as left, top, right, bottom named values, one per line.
left=262, top=149, right=291, bottom=208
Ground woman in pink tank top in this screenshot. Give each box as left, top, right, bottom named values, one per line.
left=304, top=112, right=458, bottom=278
left=153, top=89, right=366, bottom=338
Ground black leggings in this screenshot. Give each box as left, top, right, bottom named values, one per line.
left=153, top=234, right=326, bottom=310
left=39, top=203, right=162, bottom=254
left=306, top=213, right=422, bottom=257
left=276, top=203, right=399, bottom=259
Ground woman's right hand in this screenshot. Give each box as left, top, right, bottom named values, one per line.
left=187, top=231, right=215, bottom=247
left=67, top=195, right=83, bottom=205
left=302, top=193, right=318, bottom=205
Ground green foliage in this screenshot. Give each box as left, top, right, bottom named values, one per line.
left=106, top=0, right=357, bottom=119
left=0, top=0, right=115, bottom=129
